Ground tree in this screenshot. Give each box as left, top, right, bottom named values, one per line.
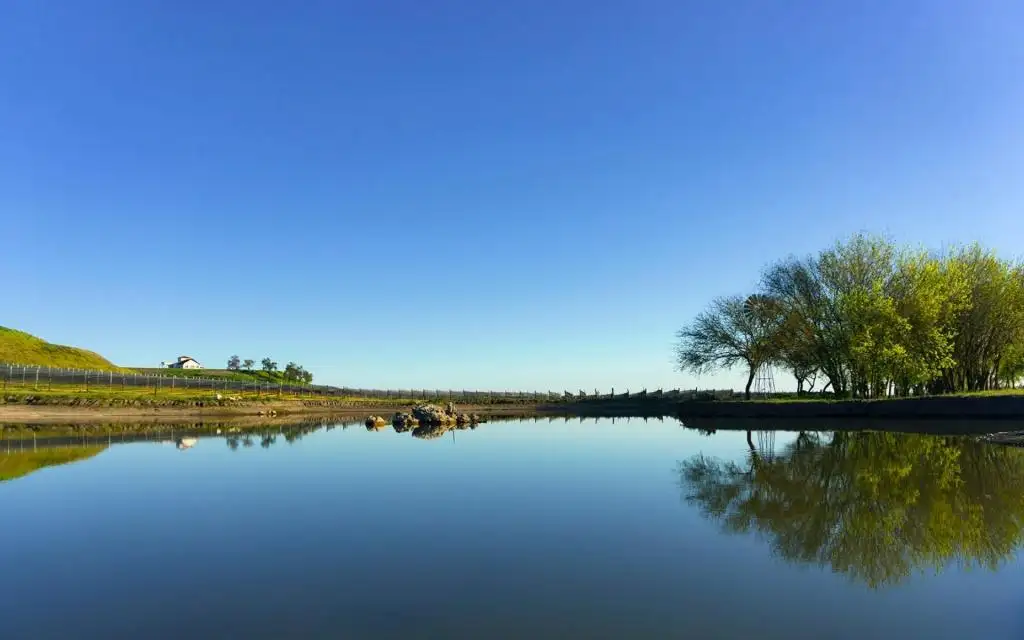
left=242, top=359, right=254, bottom=371
left=227, top=355, right=241, bottom=371
left=283, top=362, right=299, bottom=381
left=261, top=358, right=277, bottom=372
left=683, top=233, right=1024, bottom=398
left=675, top=295, right=782, bottom=400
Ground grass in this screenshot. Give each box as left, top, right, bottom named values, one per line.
left=0, top=445, right=107, bottom=482
left=0, top=383, right=327, bottom=404
left=0, top=326, right=125, bottom=371
left=135, top=368, right=308, bottom=385
left=749, top=388, right=1024, bottom=403
left=0, top=380, right=464, bottom=407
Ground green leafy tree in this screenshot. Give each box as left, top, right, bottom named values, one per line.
left=227, top=355, right=241, bottom=371
left=261, top=358, right=278, bottom=373
left=675, top=295, right=782, bottom=399
left=242, top=359, right=255, bottom=371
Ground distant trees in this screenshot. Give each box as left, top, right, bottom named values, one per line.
left=283, top=361, right=313, bottom=384
left=224, top=356, right=313, bottom=382
left=676, top=234, right=1024, bottom=398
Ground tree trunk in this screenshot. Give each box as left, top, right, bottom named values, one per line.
left=745, top=366, right=756, bottom=400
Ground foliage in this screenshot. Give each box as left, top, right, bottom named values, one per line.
left=675, top=296, right=782, bottom=399
left=283, top=361, right=313, bottom=384
left=261, top=358, right=278, bottom=372
left=0, top=326, right=124, bottom=372
left=242, top=359, right=255, bottom=371
left=681, top=234, right=1024, bottom=398
left=679, top=432, right=1024, bottom=588
left=227, top=355, right=241, bottom=371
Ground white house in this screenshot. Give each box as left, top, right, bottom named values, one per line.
left=167, top=355, right=202, bottom=369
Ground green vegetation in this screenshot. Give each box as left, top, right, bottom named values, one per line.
left=0, top=446, right=107, bottom=482
left=226, top=355, right=313, bottom=383
left=679, top=432, right=1024, bottom=588
left=138, top=367, right=309, bottom=385
left=676, top=235, right=1024, bottom=399
left=0, top=326, right=123, bottom=371
left=0, top=384, right=333, bottom=406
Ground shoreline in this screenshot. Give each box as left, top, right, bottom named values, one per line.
left=0, top=402, right=551, bottom=425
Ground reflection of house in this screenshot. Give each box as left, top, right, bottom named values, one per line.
left=176, top=438, right=197, bottom=450
left=167, top=356, right=202, bottom=369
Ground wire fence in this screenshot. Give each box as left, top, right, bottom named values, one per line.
left=0, top=363, right=736, bottom=404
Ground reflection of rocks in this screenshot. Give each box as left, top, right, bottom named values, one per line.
left=412, top=423, right=450, bottom=440
left=365, top=416, right=387, bottom=430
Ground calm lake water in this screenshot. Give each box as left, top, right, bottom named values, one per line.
left=2, top=418, right=1024, bottom=639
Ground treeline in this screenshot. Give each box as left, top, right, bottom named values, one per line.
left=676, top=234, right=1024, bottom=399
left=226, top=355, right=313, bottom=384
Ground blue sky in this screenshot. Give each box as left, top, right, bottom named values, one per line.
left=4, top=1, right=1023, bottom=391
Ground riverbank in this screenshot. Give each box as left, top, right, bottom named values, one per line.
left=0, top=397, right=550, bottom=425
left=675, top=393, right=1024, bottom=420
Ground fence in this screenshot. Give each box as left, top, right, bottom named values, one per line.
left=0, top=363, right=736, bottom=404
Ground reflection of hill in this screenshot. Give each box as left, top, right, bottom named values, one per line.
left=679, top=432, right=1024, bottom=589
left=0, top=446, right=107, bottom=482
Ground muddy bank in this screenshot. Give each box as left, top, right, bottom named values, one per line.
left=0, top=402, right=552, bottom=425
left=675, top=395, right=1024, bottom=421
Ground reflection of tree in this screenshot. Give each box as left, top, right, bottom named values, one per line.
left=260, top=433, right=277, bottom=448
left=679, top=432, right=1024, bottom=588
left=226, top=436, right=240, bottom=451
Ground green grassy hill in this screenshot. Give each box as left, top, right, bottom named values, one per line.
left=137, top=368, right=311, bottom=385
left=0, top=327, right=122, bottom=371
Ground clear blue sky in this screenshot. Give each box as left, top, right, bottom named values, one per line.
left=4, top=1, right=1023, bottom=391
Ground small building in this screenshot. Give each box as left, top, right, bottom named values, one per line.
left=167, top=355, right=202, bottom=369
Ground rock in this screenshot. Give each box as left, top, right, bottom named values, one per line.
left=365, top=415, right=387, bottom=429
left=392, top=412, right=419, bottom=429
left=216, top=393, right=223, bottom=401
left=412, top=404, right=457, bottom=425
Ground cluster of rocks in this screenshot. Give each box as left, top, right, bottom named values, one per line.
left=366, top=403, right=486, bottom=431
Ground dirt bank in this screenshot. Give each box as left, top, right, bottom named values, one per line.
left=0, top=402, right=549, bottom=425
left=675, top=395, right=1024, bottom=421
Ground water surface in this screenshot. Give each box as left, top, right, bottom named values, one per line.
left=2, top=418, right=1023, bottom=639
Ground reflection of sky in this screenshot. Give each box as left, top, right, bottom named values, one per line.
left=0, top=420, right=1021, bottom=640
